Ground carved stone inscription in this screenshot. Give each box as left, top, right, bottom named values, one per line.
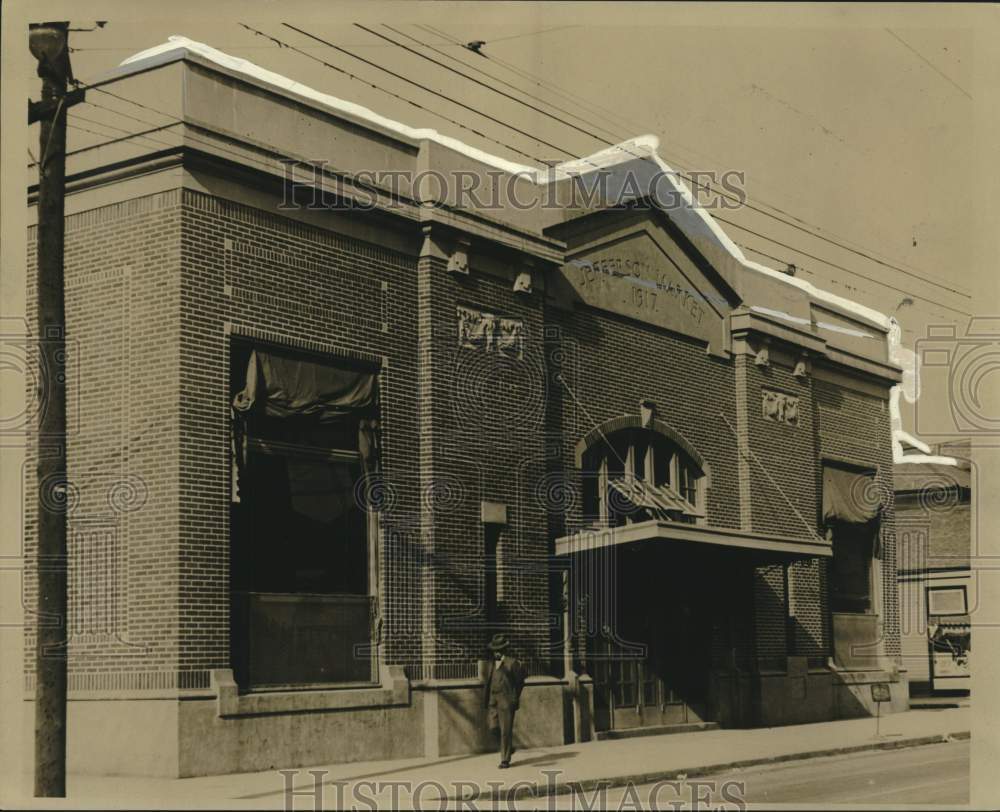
left=762, top=389, right=799, bottom=426
left=457, top=305, right=523, bottom=359
left=575, top=255, right=706, bottom=325
left=554, top=231, right=728, bottom=356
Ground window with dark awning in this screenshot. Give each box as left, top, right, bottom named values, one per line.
left=232, top=349, right=380, bottom=487
left=233, top=349, right=377, bottom=421
left=822, top=464, right=880, bottom=525
left=228, top=344, right=380, bottom=688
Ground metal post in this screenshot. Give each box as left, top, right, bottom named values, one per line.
left=562, top=569, right=582, bottom=743
left=29, top=21, right=72, bottom=798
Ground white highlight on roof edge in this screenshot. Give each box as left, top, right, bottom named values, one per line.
left=119, top=38, right=892, bottom=329
left=894, top=430, right=932, bottom=454
left=121, top=36, right=949, bottom=466
left=895, top=455, right=960, bottom=467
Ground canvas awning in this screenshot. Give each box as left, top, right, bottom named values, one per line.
left=233, top=349, right=377, bottom=422
left=231, top=350, right=380, bottom=503
left=607, top=476, right=705, bottom=519
left=822, top=464, right=880, bottom=525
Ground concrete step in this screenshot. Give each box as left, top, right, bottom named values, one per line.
left=595, top=721, right=720, bottom=741
left=909, top=691, right=970, bottom=710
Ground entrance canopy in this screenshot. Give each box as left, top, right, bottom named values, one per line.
left=555, top=519, right=831, bottom=559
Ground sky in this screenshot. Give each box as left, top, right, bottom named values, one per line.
left=5, top=2, right=998, bottom=438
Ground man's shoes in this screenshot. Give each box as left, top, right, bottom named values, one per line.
left=499, top=761, right=510, bottom=769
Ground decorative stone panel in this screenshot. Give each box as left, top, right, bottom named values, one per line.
left=762, top=388, right=800, bottom=426
left=457, top=305, right=524, bottom=359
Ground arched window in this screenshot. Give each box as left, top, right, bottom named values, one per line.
left=581, top=428, right=704, bottom=527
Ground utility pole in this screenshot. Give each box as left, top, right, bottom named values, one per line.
left=27, top=21, right=79, bottom=798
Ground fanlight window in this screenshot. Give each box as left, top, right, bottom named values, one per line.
left=582, top=428, right=704, bottom=527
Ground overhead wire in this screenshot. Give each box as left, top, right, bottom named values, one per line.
left=278, top=22, right=580, bottom=162
left=355, top=23, right=606, bottom=150
left=394, top=24, right=625, bottom=144
left=61, top=24, right=970, bottom=316
left=236, top=23, right=547, bottom=166
left=417, top=22, right=967, bottom=303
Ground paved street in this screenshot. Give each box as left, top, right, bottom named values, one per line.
left=590, top=740, right=970, bottom=808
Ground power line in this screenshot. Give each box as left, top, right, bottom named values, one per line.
left=740, top=242, right=964, bottom=323
left=72, top=29, right=970, bottom=317
left=422, top=24, right=652, bottom=140
left=475, top=25, right=580, bottom=46
left=66, top=91, right=301, bottom=175
left=356, top=24, right=605, bottom=153
left=77, top=90, right=361, bottom=184
left=76, top=87, right=530, bottom=218
left=238, top=23, right=549, bottom=165
left=68, top=40, right=463, bottom=52
left=78, top=24, right=956, bottom=303
left=62, top=121, right=179, bottom=160
left=731, top=226, right=970, bottom=314
left=885, top=28, right=971, bottom=101
left=279, top=22, right=579, bottom=161
left=394, top=25, right=625, bottom=145
left=420, top=22, right=966, bottom=300
left=76, top=84, right=971, bottom=319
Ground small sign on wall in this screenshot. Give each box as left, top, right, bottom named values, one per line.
left=871, top=682, right=891, bottom=739
left=870, top=682, right=891, bottom=703
left=927, top=585, right=967, bottom=616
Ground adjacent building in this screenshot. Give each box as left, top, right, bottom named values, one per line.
left=896, top=440, right=972, bottom=695
left=25, top=37, right=910, bottom=777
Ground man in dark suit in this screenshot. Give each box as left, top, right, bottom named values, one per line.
left=483, top=633, right=526, bottom=768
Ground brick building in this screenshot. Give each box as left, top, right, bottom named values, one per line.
left=896, top=440, right=972, bottom=695
left=25, top=38, right=909, bottom=777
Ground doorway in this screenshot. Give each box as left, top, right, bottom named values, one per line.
left=588, top=544, right=715, bottom=731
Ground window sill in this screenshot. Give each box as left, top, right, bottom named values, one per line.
left=211, top=664, right=409, bottom=718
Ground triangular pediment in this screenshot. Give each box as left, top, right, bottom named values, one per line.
left=548, top=209, right=740, bottom=357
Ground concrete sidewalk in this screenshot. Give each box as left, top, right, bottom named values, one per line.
left=9, top=707, right=970, bottom=809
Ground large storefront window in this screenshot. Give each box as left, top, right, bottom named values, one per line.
left=830, top=524, right=874, bottom=614
left=582, top=428, right=704, bottom=527
left=822, top=462, right=882, bottom=668
left=229, top=342, right=379, bottom=689
left=822, top=462, right=880, bottom=615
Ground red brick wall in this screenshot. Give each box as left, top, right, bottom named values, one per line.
left=546, top=306, right=743, bottom=536
left=743, top=357, right=828, bottom=659
left=25, top=185, right=901, bottom=691
left=814, top=378, right=900, bottom=660
left=896, top=498, right=970, bottom=570
left=745, top=360, right=818, bottom=539
left=178, top=189, right=423, bottom=678
left=25, top=190, right=185, bottom=691
left=752, top=564, right=787, bottom=665
left=415, top=254, right=551, bottom=676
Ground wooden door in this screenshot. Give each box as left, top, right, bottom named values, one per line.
left=589, top=587, right=710, bottom=730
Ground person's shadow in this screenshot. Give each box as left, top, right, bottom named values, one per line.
left=508, top=750, right=581, bottom=769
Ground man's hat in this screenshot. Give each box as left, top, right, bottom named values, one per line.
left=488, top=633, right=510, bottom=652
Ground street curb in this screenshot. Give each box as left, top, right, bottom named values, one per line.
left=446, top=730, right=971, bottom=802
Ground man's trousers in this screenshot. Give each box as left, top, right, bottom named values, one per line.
left=493, top=705, right=515, bottom=764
